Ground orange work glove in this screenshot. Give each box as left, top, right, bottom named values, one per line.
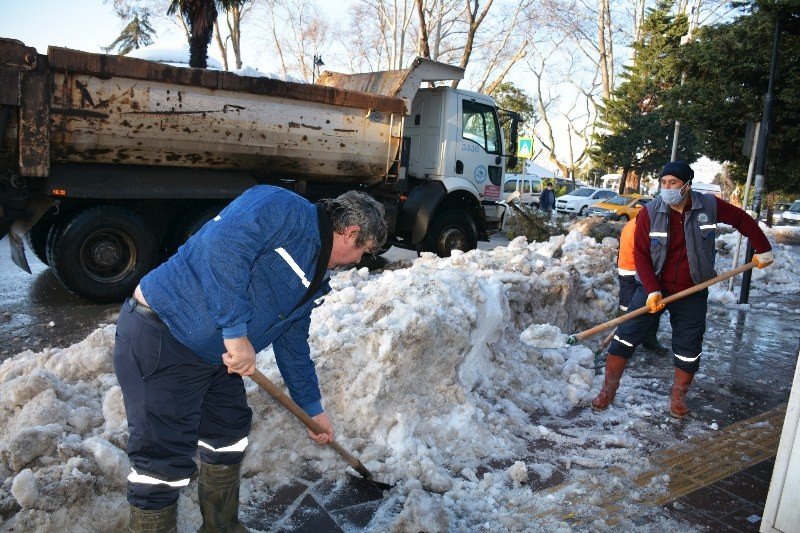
left=646, top=292, right=665, bottom=313
left=753, top=250, right=774, bottom=269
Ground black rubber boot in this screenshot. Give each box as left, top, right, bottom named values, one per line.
left=198, top=462, right=249, bottom=533
left=641, top=327, right=668, bottom=353
left=128, top=503, right=177, bottom=533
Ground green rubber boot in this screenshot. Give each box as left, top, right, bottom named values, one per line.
left=128, top=503, right=177, bottom=533
left=198, top=462, right=249, bottom=533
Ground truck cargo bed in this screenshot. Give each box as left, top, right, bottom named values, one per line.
left=38, top=47, right=406, bottom=185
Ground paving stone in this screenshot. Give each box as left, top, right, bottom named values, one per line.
left=282, top=494, right=344, bottom=532
left=330, top=499, right=384, bottom=529
left=312, top=476, right=386, bottom=511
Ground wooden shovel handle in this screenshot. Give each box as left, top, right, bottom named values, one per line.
left=249, top=369, right=374, bottom=479
left=574, top=261, right=757, bottom=342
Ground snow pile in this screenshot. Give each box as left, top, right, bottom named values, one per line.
left=710, top=226, right=800, bottom=305
left=0, top=326, right=128, bottom=531
left=1, top=227, right=797, bottom=531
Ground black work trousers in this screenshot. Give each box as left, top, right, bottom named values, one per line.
left=114, top=299, right=252, bottom=510
left=607, top=286, right=708, bottom=373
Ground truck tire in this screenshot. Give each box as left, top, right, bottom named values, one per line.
left=47, top=207, right=159, bottom=303
left=165, top=205, right=223, bottom=255
left=424, top=210, right=477, bottom=258
left=25, top=220, right=52, bottom=266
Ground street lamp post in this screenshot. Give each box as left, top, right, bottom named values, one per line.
left=739, top=14, right=782, bottom=304
left=312, top=54, right=324, bottom=84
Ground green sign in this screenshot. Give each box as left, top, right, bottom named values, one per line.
left=517, top=137, right=534, bottom=158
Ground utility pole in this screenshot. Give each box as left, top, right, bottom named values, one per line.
left=670, top=0, right=701, bottom=161
left=739, top=15, right=782, bottom=304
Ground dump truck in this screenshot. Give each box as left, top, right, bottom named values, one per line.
left=0, top=37, right=519, bottom=302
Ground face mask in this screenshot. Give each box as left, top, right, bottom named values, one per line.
left=661, top=182, right=688, bottom=206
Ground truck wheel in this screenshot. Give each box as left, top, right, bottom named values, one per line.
left=25, top=219, right=53, bottom=266
left=424, top=210, right=477, bottom=258
left=47, top=207, right=159, bottom=303
left=165, top=205, right=223, bottom=255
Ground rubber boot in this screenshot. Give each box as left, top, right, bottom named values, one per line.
left=198, top=462, right=249, bottom=533
left=670, top=368, right=695, bottom=418
left=128, top=503, right=177, bottom=533
left=641, top=326, right=668, bottom=353
left=591, top=354, right=628, bottom=411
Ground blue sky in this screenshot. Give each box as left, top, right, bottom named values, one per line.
left=1, top=1, right=125, bottom=53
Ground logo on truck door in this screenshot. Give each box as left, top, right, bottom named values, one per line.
left=474, top=165, right=487, bottom=184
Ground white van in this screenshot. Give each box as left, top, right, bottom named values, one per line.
left=502, top=174, right=543, bottom=206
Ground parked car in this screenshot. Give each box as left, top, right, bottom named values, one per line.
left=762, top=202, right=793, bottom=225
left=778, top=200, right=800, bottom=226
left=555, top=187, right=618, bottom=216
left=586, top=194, right=652, bottom=221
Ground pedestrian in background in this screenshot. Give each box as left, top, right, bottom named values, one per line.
left=114, top=186, right=387, bottom=531
left=539, top=181, right=556, bottom=219
left=592, top=161, right=774, bottom=418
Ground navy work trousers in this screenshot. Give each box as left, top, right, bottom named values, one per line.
left=607, top=286, right=708, bottom=373
left=114, top=299, right=252, bottom=510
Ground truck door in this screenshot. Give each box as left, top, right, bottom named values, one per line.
left=458, top=99, right=503, bottom=202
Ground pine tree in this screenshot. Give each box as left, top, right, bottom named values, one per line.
left=677, top=1, right=800, bottom=194
left=104, top=10, right=156, bottom=55
left=591, top=1, right=697, bottom=193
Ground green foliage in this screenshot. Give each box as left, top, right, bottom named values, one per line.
left=591, top=1, right=698, bottom=177
left=492, top=82, right=536, bottom=173
left=677, top=1, right=800, bottom=194
left=104, top=10, right=155, bottom=55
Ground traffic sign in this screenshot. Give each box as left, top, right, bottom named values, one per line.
left=517, top=137, right=533, bottom=158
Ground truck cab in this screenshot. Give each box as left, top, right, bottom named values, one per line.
left=399, top=87, right=512, bottom=252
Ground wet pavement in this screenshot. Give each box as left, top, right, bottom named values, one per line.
left=1, top=233, right=799, bottom=531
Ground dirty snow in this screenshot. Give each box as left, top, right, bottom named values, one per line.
left=1, top=226, right=799, bottom=531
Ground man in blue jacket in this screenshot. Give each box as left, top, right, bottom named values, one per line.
left=114, top=186, right=387, bottom=531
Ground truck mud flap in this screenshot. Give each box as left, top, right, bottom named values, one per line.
left=400, top=181, right=446, bottom=246
left=8, top=193, right=56, bottom=273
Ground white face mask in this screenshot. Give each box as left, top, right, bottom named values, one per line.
left=661, top=182, right=689, bottom=205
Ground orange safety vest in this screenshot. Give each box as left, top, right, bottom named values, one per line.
left=618, top=219, right=636, bottom=274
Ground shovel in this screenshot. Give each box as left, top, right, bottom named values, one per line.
left=567, top=260, right=758, bottom=346
left=249, top=369, right=393, bottom=490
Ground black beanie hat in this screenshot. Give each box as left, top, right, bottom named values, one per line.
left=660, top=160, right=694, bottom=183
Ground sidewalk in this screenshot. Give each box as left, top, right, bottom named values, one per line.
left=241, top=292, right=800, bottom=532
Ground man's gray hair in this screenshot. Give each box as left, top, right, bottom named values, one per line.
left=323, top=191, right=387, bottom=250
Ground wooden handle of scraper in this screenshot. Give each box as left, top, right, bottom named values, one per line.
left=249, top=369, right=374, bottom=480
left=573, top=261, right=757, bottom=342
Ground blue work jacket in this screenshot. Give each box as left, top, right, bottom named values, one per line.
left=140, top=186, right=332, bottom=415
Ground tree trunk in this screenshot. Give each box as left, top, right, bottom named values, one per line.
left=213, top=19, right=228, bottom=71
left=618, top=167, right=630, bottom=195
left=415, top=0, right=431, bottom=58
left=451, top=0, right=494, bottom=89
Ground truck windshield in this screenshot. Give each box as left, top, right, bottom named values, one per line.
left=462, top=101, right=501, bottom=155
